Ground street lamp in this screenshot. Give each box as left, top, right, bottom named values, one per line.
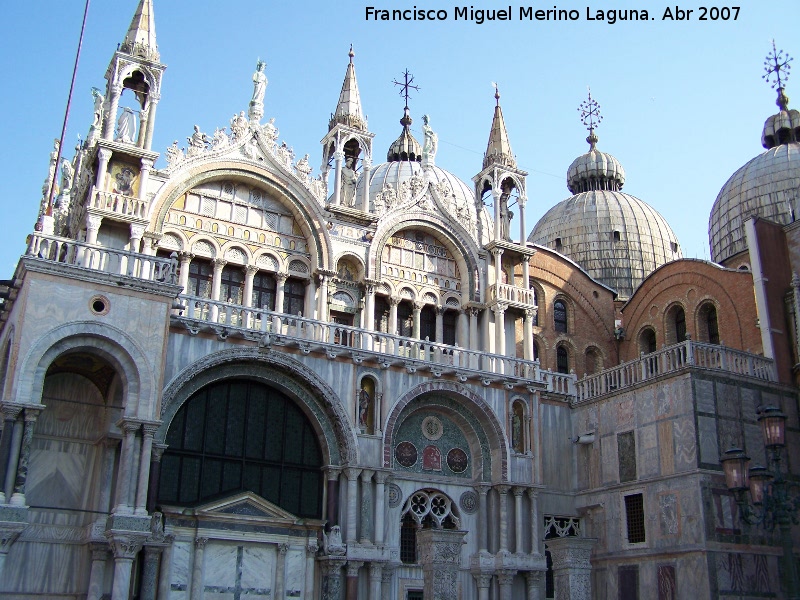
left=720, top=406, right=800, bottom=599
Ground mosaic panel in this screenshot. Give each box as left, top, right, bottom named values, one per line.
left=394, top=410, right=472, bottom=478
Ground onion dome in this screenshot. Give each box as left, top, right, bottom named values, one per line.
left=709, top=44, right=800, bottom=264
left=387, top=108, right=422, bottom=162
left=529, top=91, right=681, bottom=298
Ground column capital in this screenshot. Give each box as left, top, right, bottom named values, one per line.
left=89, top=541, right=111, bottom=561
left=369, top=561, right=383, bottom=579
left=307, top=540, right=319, bottom=556
left=495, top=484, right=511, bottom=495
left=0, top=402, right=24, bottom=420
left=389, top=295, right=401, bottom=306
left=490, top=246, right=504, bottom=258
left=476, top=484, right=491, bottom=496
left=276, top=272, right=289, bottom=283
left=412, top=301, right=424, bottom=312
left=141, top=423, right=160, bottom=437
left=512, top=486, right=526, bottom=498
left=212, top=257, right=227, bottom=270
left=178, top=251, right=195, bottom=262
left=343, top=467, right=362, bottom=481
left=22, top=405, right=44, bottom=423
left=492, top=303, right=508, bottom=316
left=526, top=488, right=539, bottom=501
left=323, top=466, right=342, bottom=481
left=117, top=419, right=142, bottom=435
left=97, top=147, right=113, bottom=162
left=360, top=469, right=374, bottom=482
left=374, top=470, right=391, bottom=485
left=151, top=443, right=168, bottom=462
left=381, top=565, right=396, bottom=584
left=472, top=572, right=493, bottom=588
left=278, top=542, right=289, bottom=555
left=245, top=264, right=259, bottom=275
left=140, top=157, right=155, bottom=170
left=194, top=536, right=209, bottom=550
left=497, top=569, right=516, bottom=586
left=333, top=150, right=345, bottom=161
left=86, top=214, right=103, bottom=232
left=108, top=535, right=147, bottom=559
left=346, top=560, right=363, bottom=577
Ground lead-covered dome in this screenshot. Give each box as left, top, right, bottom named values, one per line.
left=529, top=127, right=681, bottom=298
left=709, top=87, right=800, bottom=264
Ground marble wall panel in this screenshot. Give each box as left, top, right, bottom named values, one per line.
left=715, top=383, right=740, bottom=419
left=285, top=548, right=305, bottom=596
left=638, top=387, right=656, bottom=424
left=695, top=379, right=715, bottom=413
left=697, top=415, right=719, bottom=465
left=717, top=417, right=743, bottom=455
left=616, top=397, right=635, bottom=430
left=743, top=422, right=766, bottom=466
left=656, top=386, right=672, bottom=418
left=203, top=543, right=239, bottom=588
left=601, top=435, right=618, bottom=484
left=657, top=492, right=679, bottom=537
left=1, top=540, right=89, bottom=595
left=714, top=552, right=774, bottom=595
left=657, top=421, right=674, bottom=475
left=676, top=554, right=709, bottom=599
left=169, top=541, right=192, bottom=600
left=672, top=415, right=697, bottom=471
left=739, top=387, right=758, bottom=420
left=241, top=545, right=274, bottom=592
left=639, top=424, right=659, bottom=477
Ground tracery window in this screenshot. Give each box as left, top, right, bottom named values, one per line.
left=399, top=489, right=461, bottom=564
left=554, top=300, right=568, bottom=333
left=159, top=380, right=323, bottom=518
left=382, top=230, right=460, bottom=291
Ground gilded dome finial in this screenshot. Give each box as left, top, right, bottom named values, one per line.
left=579, top=87, right=603, bottom=150
left=763, top=40, right=792, bottom=111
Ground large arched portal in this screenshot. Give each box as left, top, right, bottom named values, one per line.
left=158, top=378, right=323, bottom=518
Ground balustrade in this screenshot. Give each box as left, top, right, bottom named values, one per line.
left=91, top=189, right=149, bottom=220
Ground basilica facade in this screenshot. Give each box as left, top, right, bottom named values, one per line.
left=0, top=2, right=798, bottom=599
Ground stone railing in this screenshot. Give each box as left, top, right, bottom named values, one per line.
left=90, top=189, right=149, bottom=220
left=489, top=283, right=537, bottom=307
left=176, top=295, right=576, bottom=395
left=26, top=233, right=178, bottom=284
left=574, top=340, right=776, bottom=403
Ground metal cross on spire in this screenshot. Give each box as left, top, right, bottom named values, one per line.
left=763, top=40, right=792, bottom=91
left=578, top=87, right=603, bottom=150
left=578, top=87, right=603, bottom=132
left=393, top=69, right=420, bottom=109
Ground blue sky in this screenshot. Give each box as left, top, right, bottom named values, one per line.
left=0, top=1, right=795, bottom=278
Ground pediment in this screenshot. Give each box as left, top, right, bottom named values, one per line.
left=194, top=491, right=299, bottom=523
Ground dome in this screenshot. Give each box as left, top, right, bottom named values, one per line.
left=529, top=190, right=682, bottom=299
left=567, top=147, right=626, bottom=194
left=387, top=108, right=422, bottom=162
left=709, top=89, right=800, bottom=264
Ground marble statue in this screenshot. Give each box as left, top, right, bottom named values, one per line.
left=187, top=125, right=210, bottom=156
left=251, top=60, right=267, bottom=105
left=262, top=118, right=279, bottom=143
left=322, top=525, right=346, bottom=555
left=211, top=127, right=229, bottom=149
left=230, top=111, right=248, bottom=141
left=116, top=107, right=137, bottom=143
left=60, top=159, right=74, bottom=191
left=422, top=114, right=438, bottom=162
left=91, top=87, right=104, bottom=130
left=296, top=154, right=312, bottom=179
left=341, top=157, right=357, bottom=207
left=166, top=141, right=184, bottom=167
left=358, top=388, right=370, bottom=427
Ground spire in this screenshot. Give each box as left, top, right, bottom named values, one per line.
left=483, top=84, right=516, bottom=169
left=120, top=0, right=159, bottom=62
left=329, top=45, right=367, bottom=131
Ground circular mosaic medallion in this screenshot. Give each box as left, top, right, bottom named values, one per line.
left=395, top=441, right=418, bottom=468
left=388, top=483, right=403, bottom=508
left=459, top=490, right=479, bottom=514
left=446, top=448, right=469, bottom=474
left=421, top=415, right=444, bottom=441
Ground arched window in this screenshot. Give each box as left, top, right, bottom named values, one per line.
left=554, top=300, right=568, bottom=333
left=188, top=259, right=212, bottom=298
left=639, top=328, right=657, bottom=355
left=220, top=265, right=244, bottom=304
left=159, top=380, right=323, bottom=518
left=533, top=340, right=540, bottom=362
left=282, top=277, right=305, bottom=315
left=374, top=296, right=390, bottom=332
left=557, top=345, right=569, bottom=374
left=443, top=310, right=458, bottom=346
left=420, top=305, right=436, bottom=341
left=698, top=303, right=720, bottom=344
left=397, top=301, right=414, bottom=337
left=511, top=401, right=525, bottom=453
left=251, top=272, right=276, bottom=311
left=399, top=489, right=461, bottom=564
left=532, top=289, right=539, bottom=326
left=675, top=307, right=687, bottom=343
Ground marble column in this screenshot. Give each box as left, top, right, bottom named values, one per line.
left=523, top=309, right=535, bottom=361
left=477, top=485, right=490, bottom=553
left=0, top=405, right=22, bottom=503
left=513, top=487, right=525, bottom=553
left=388, top=296, right=400, bottom=336
left=435, top=306, right=444, bottom=343
left=103, top=84, right=122, bottom=140
left=138, top=158, right=153, bottom=203
left=456, top=309, right=468, bottom=349
left=496, top=485, right=510, bottom=554
left=304, top=278, right=317, bottom=323
left=497, top=569, right=515, bottom=600
left=546, top=537, right=596, bottom=600
left=274, top=273, right=288, bottom=321
left=469, top=308, right=480, bottom=351
left=418, top=528, right=467, bottom=600
left=359, top=470, right=374, bottom=544
left=360, top=158, right=372, bottom=212
left=317, top=273, right=330, bottom=322
left=344, top=468, right=361, bottom=543
left=493, top=304, right=507, bottom=359
left=518, top=196, right=528, bottom=247
left=381, top=566, right=395, bottom=596
left=147, top=443, right=167, bottom=513
left=87, top=542, right=111, bottom=600
left=3, top=414, right=23, bottom=500
left=492, top=190, right=502, bottom=240
left=275, top=543, right=288, bottom=598
left=243, top=265, right=258, bottom=308
left=95, top=147, right=113, bottom=190
left=134, top=424, right=158, bottom=515
left=332, top=151, right=344, bottom=206
left=527, top=489, right=540, bottom=555
left=157, top=542, right=174, bottom=600
left=364, top=284, right=376, bottom=332
left=325, top=467, right=341, bottom=527
left=144, top=98, right=159, bottom=150
left=374, top=472, right=388, bottom=545
left=190, top=537, right=208, bottom=600
left=178, top=252, right=193, bottom=294
left=305, top=541, right=318, bottom=599
left=10, top=408, right=39, bottom=506
left=412, top=302, right=422, bottom=340
left=368, top=562, right=382, bottom=600
left=141, top=545, right=164, bottom=600
left=322, top=558, right=346, bottom=600
left=211, top=258, right=227, bottom=302
left=473, top=573, right=491, bottom=600
left=525, top=570, right=543, bottom=600
left=114, top=421, right=139, bottom=515
left=109, top=536, right=145, bottom=600
left=84, top=215, right=103, bottom=272
left=346, top=560, right=362, bottom=600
